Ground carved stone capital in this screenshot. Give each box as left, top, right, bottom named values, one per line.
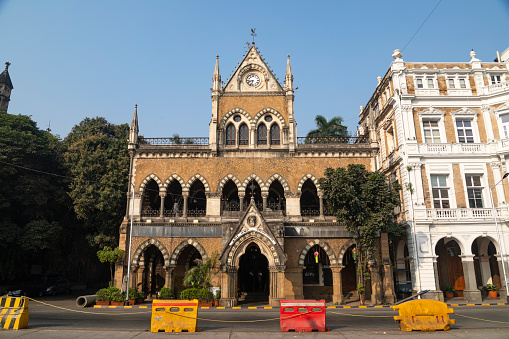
left=409, top=162, right=421, bottom=170
left=491, top=162, right=502, bottom=169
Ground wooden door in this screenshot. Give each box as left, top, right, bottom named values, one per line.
left=447, top=256, right=465, bottom=297
left=341, top=263, right=357, bottom=292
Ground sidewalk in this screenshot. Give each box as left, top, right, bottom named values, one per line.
left=2, top=328, right=509, bottom=339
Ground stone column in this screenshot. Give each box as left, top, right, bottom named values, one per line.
left=318, top=193, right=324, bottom=219
left=491, top=162, right=506, bottom=207
left=284, top=267, right=304, bottom=300
left=331, top=265, right=344, bottom=305
left=136, top=266, right=146, bottom=294
left=239, top=193, right=245, bottom=212
left=285, top=192, right=302, bottom=222
left=164, top=266, right=175, bottom=294
left=269, top=266, right=285, bottom=307
left=369, top=264, right=383, bottom=305
left=380, top=233, right=396, bottom=303
left=159, top=191, right=166, bottom=218
left=431, top=259, right=444, bottom=302
left=262, top=193, right=268, bottom=211
left=461, top=255, right=482, bottom=303
left=182, top=192, right=189, bottom=218
left=479, top=256, right=492, bottom=285
left=496, top=257, right=508, bottom=301
left=221, top=266, right=238, bottom=307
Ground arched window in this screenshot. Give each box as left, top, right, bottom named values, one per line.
left=239, top=123, right=249, bottom=145
left=270, top=124, right=280, bottom=145
left=257, top=124, right=267, bottom=145
left=226, top=124, right=236, bottom=145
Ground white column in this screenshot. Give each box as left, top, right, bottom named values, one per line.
left=491, top=163, right=506, bottom=206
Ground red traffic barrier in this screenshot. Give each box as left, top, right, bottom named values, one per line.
left=280, top=299, right=327, bottom=332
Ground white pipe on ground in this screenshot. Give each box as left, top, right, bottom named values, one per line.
left=76, top=295, right=97, bottom=307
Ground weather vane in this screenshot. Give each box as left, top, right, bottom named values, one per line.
left=250, top=28, right=257, bottom=43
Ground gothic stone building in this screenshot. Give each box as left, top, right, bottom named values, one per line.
left=115, top=43, right=393, bottom=306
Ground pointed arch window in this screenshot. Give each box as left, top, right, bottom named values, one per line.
left=257, top=123, right=267, bottom=145
left=239, top=123, right=249, bottom=145
left=226, top=123, right=236, bottom=145
left=270, top=124, right=280, bottom=145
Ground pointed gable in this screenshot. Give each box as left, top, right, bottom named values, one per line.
left=223, top=43, right=283, bottom=93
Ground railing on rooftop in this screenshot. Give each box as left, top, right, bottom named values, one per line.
left=139, top=137, right=209, bottom=145
left=297, top=136, right=369, bottom=145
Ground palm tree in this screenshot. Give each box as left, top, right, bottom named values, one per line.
left=306, top=115, right=348, bottom=143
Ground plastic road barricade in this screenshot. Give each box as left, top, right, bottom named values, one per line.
left=151, top=299, right=199, bottom=332
left=0, top=296, right=29, bottom=330
left=280, top=299, right=326, bottom=332
left=392, top=299, right=455, bottom=331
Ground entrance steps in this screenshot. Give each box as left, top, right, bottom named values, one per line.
left=238, top=291, right=269, bottom=305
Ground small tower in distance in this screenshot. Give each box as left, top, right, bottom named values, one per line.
left=0, top=62, right=13, bottom=112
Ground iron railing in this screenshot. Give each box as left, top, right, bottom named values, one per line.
left=140, top=137, right=209, bottom=145
left=297, top=136, right=369, bottom=144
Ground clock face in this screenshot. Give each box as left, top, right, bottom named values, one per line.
left=246, top=73, right=260, bottom=87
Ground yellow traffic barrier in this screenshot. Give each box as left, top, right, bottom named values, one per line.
left=151, top=299, right=199, bottom=332
left=391, top=299, right=455, bottom=331
left=0, top=296, right=29, bottom=330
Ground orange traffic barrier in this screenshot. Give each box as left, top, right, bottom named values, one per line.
left=280, top=299, right=327, bottom=332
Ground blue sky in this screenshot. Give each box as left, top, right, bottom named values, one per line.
left=1, top=0, right=508, bottom=139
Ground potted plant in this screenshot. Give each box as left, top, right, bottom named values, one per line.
left=443, top=285, right=455, bottom=299
left=136, top=291, right=145, bottom=304
left=158, top=286, right=174, bottom=300
left=214, top=288, right=221, bottom=307
left=109, top=287, right=125, bottom=306
left=485, top=284, right=498, bottom=298
left=357, top=283, right=365, bottom=305
left=95, top=287, right=110, bottom=306
left=128, top=287, right=137, bottom=305
left=198, top=288, right=214, bottom=306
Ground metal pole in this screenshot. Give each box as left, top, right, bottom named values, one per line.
left=490, top=173, right=509, bottom=298
left=125, top=183, right=135, bottom=305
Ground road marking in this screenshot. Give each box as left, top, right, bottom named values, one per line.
left=264, top=307, right=272, bottom=309
left=201, top=307, right=209, bottom=309
left=467, top=304, right=475, bottom=306
left=359, top=306, right=367, bottom=308
left=139, top=306, right=148, bottom=308
left=374, top=306, right=384, bottom=308
left=343, top=306, right=351, bottom=308
left=450, top=304, right=459, bottom=306
left=217, top=307, right=225, bottom=309
left=108, top=306, right=117, bottom=308
left=481, top=304, right=490, bottom=306
left=248, top=307, right=257, bottom=309
left=232, top=307, right=241, bottom=309
left=327, top=306, right=336, bottom=308
left=124, top=306, right=132, bottom=308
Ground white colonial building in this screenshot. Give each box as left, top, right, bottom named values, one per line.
left=359, top=47, right=509, bottom=302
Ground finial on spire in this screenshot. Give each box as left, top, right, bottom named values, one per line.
left=250, top=28, right=257, bottom=44
left=5, top=62, right=11, bottom=70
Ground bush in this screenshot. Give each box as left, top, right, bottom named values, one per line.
left=128, top=287, right=137, bottom=300
left=180, top=288, right=201, bottom=300
left=442, top=285, right=455, bottom=293
left=110, top=289, right=125, bottom=302
left=159, top=286, right=173, bottom=300
left=215, top=288, right=221, bottom=301
left=96, top=288, right=109, bottom=301
left=198, top=289, right=213, bottom=302
left=137, top=291, right=145, bottom=299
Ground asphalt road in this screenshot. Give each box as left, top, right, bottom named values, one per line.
left=2, top=295, right=509, bottom=338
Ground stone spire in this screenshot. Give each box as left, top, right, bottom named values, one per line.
left=128, top=104, right=139, bottom=150
left=285, top=55, right=293, bottom=90
left=0, top=62, right=13, bottom=112
left=213, top=55, right=221, bottom=92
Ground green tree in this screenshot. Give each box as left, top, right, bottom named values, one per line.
left=0, top=111, right=71, bottom=281
left=306, top=115, right=348, bottom=141
left=183, top=252, right=219, bottom=289
left=63, top=117, right=129, bottom=248
left=319, top=164, right=402, bottom=295
left=97, top=246, right=124, bottom=283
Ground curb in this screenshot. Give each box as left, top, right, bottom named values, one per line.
left=92, top=302, right=508, bottom=309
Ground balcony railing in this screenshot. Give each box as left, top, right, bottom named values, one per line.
left=140, top=137, right=209, bottom=145
left=141, top=209, right=160, bottom=217
left=408, top=142, right=486, bottom=155
left=187, top=209, right=206, bottom=217
left=483, top=80, right=509, bottom=94
left=297, top=136, right=369, bottom=145
left=423, top=208, right=498, bottom=220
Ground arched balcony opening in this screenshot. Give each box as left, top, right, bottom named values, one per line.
left=188, top=181, right=206, bottom=217
left=300, top=179, right=319, bottom=216
left=141, top=180, right=160, bottom=217
left=222, top=180, right=240, bottom=212
left=267, top=180, right=285, bottom=213
left=245, top=180, right=262, bottom=210
left=164, top=180, right=183, bottom=217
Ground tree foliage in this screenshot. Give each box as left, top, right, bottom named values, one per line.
left=306, top=115, right=348, bottom=139
left=319, top=164, right=402, bottom=291
left=63, top=117, right=129, bottom=248
left=97, top=246, right=124, bottom=283
left=183, top=252, right=219, bottom=289
left=0, top=111, right=71, bottom=281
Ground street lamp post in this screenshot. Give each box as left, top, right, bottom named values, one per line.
left=489, top=172, right=509, bottom=298
left=125, top=183, right=135, bottom=306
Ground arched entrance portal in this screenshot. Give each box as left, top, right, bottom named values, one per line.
left=472, top=237, right=501, bottom=289
left=143, top=245, right=165, bottom=297
left=237, top=243, right=269, bottom=304
left=436, top=239, right=465, bottom=297
left=173, top=245, right=202, bottom=293
left=341, top=245, right=357, bottom=298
